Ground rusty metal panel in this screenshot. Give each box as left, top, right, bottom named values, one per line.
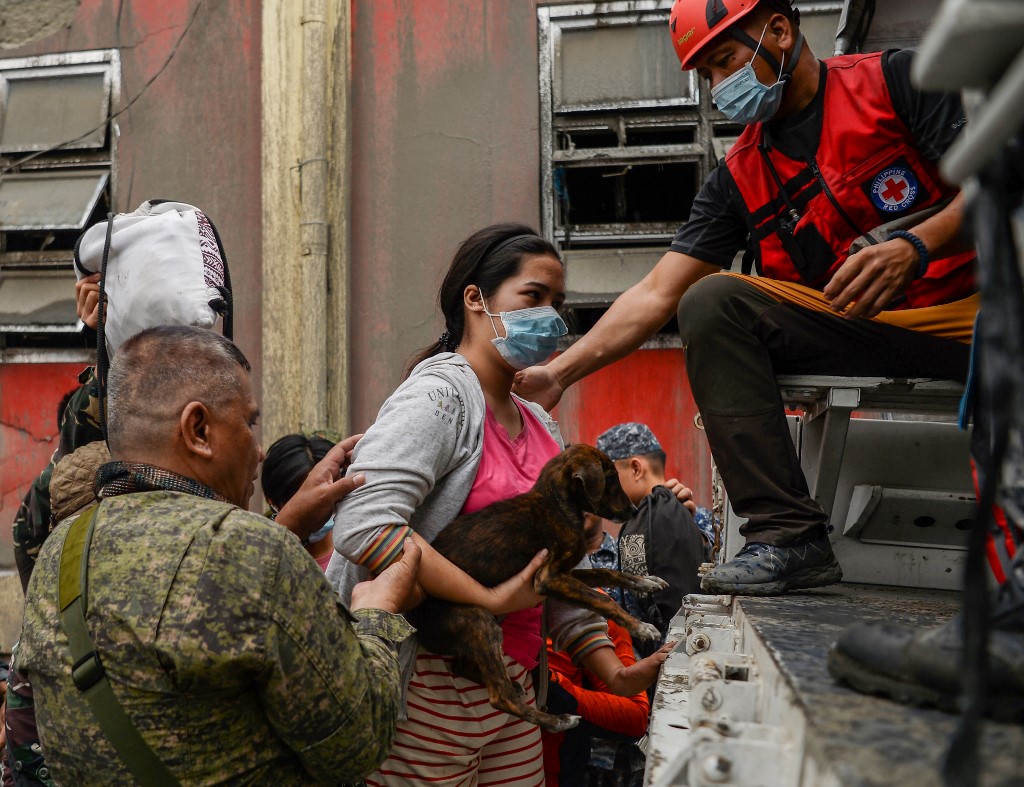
left=552, top=13, right=695, bottom=111
left=563, top=247, right=662, bottom=305
left=0, top=170, right=107, bottom=230
left=0, top=269, right=79, bottom=330
left=0, top=65, right=110, bottom=152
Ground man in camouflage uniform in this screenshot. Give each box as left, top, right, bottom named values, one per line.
left=11, top=326, right=421, bottom=783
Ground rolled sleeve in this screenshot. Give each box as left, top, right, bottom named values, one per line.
left=548, top=556, right=614, bottom=663
left=351, top=607, right=416, bottom=650
left=354, top=524, right=415, bottom=573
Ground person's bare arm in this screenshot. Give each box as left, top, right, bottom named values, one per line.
left=514, top=252, right=718, bottom=409
left=404, top=533, right=547, bottom=615
left=581, top=641, right=675, bottom=697
left=823, top=192, right=970, bottom=319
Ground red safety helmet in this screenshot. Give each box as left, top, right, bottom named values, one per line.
left=669, top=0, right=762, bottom=71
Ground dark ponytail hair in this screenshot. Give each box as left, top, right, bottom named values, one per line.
left=262, top=433, right=336, bottom=509
left=404, top=223, right=562, bottom=377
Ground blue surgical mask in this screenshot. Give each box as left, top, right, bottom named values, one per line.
left=711, top=25, right=787, bottom=125
left=482, top=299, right=568, bottom=370
left=307, top=515, right=335, bottom=544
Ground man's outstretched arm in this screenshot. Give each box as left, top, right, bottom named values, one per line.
left=514, top=251, right=719, bottom=409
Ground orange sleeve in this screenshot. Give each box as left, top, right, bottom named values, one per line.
left=547, top=621, right=650, bottom=738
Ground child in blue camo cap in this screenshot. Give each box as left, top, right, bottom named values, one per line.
left=596, top=422, right=708, bottom=648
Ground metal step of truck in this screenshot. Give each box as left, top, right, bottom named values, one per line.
left=645, top=585, right=1024, bottom=786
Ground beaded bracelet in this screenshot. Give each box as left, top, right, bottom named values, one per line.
left=886, top=229, right=930, bottom=279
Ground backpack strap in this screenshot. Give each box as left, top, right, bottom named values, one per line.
left=57, top=506, right=179, bottom=786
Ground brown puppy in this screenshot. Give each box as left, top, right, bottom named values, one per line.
left=408, top=444, right=668, bottom=733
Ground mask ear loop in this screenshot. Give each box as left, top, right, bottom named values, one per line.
left=751, top=23, right=786, bottom=85
left=731, top=21, right=802, bottom=81
left=750, top=23, right=770, bottom=65
left=480, top=297, right=503, bottom=340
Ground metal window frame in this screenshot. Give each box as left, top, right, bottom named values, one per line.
left=0, top=49, right=120, bottom=168
left=538, top=0, right=847, bottom=320
left=0, top=63, right=112, bottom=153
left=0, top=50, right=120, bottom=345
left=0, top=267, right=82, bottom=333
left=541, top=2, right=699, bottom=114
left=538, top=2, right=847, bottom=247
left=0, top=169, right=110, bottom=231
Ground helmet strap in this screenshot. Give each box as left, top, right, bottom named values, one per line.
left=728, top=27, right=804, bottom=81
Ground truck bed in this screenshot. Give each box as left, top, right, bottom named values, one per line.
left=646, top=584, right=1024, bottom=786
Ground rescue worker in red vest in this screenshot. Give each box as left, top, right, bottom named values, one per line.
left=514, top=0, right=978, bottom=595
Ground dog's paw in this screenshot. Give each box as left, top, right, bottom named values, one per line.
left=546, top=714, right=581, bottom=733
left=635, top=574, right=670, bottom=592
left=633, top=622, right=662, bottom=641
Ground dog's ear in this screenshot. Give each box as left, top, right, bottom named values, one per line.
left=571, top=460, right=606, bottom=507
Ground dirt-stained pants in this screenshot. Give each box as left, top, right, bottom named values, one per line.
left=676, top=273, right=973, bottom=546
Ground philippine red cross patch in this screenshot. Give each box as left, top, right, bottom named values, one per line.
left=867, top=164, right=920, bottom=214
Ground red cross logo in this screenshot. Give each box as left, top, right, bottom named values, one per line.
left=880, top=177, right=908, bottom=204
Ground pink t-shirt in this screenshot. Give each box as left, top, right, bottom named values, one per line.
left=459, top=399, right=560, bottom=669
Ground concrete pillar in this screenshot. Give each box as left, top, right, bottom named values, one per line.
left=261, top=0, right=350, bottom=442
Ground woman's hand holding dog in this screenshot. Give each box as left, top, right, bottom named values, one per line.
left=402, top=533, right=549, bottom=615
left=484, top=549, right=549, bottom=615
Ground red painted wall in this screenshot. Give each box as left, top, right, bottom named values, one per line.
left=555, top=349, right=712, bottom=506
left=0, top=363, right=88, bottom=560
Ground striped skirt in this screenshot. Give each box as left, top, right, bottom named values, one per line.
left=366, top=647, right=545, bottom=786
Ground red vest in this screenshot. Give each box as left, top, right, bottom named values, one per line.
left=725, top=52, right=976, bottom=309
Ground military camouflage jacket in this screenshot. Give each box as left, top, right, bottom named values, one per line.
left=13, top=367, right=102, bottom=591
left=16, top=491, right=412, bottom=785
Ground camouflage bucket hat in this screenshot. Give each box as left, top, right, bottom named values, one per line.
left=595, top=422, right=663, bottom=461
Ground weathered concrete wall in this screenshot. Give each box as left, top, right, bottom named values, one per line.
left=346, top=1, right=710, bottom=499
left=0, top=362, right=86, bottom=565
left=0, top=0, right=264, bottom=558
left=261, top=0, right=306, bottom=443
left=0, top=0, right=80, bottom=49
left=348, top=0, right=544, bottom=430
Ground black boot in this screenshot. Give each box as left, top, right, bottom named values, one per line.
left=827, top=564, right=1024, bottom=721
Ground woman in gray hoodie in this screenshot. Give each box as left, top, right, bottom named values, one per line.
left=327, top=224, right=663, bottom=785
